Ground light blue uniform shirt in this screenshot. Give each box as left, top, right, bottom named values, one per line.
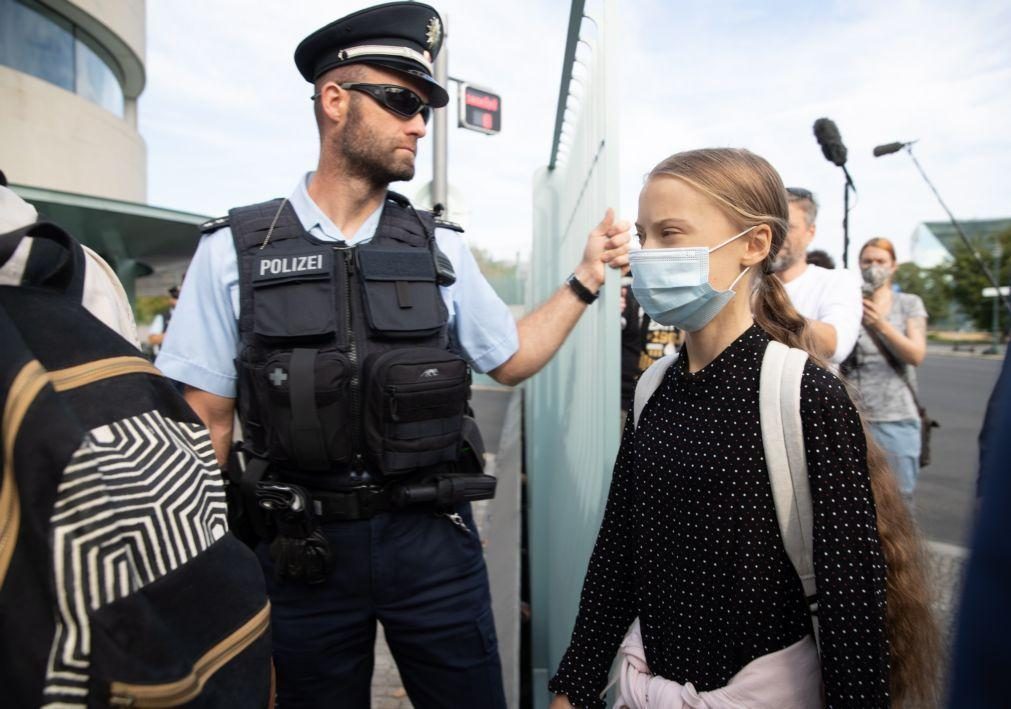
left=156, top=173, right=519, bottom=397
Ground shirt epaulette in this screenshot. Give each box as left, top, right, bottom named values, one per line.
left=199, top=216, right=230, bottom=234
left=433, top=218, right=464, bottom=233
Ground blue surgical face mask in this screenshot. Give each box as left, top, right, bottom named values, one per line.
left=629, top=226, right=755, bottom=332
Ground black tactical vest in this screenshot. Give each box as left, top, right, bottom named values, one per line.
left=225, top=193, right=474, bottom=491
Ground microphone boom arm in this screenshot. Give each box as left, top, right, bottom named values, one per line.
left=904, top=145, right=1011, bottom=317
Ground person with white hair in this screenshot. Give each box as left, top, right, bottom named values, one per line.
left=0, top=182, right=139, bottom=346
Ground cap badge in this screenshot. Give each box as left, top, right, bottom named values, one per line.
left=426, top=17, right=441, bottom=49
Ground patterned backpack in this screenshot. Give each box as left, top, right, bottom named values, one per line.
left=0, top=221, right=272, bottom=707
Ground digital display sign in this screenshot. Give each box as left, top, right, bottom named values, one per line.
left=458, top=83, right=501, bottom=135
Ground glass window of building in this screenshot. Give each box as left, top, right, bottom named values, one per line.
left=76, top=32, right=124, bottom=117
left=0, top=0, right=125, bottom=117
left=0, top=0, right=75, bottom=91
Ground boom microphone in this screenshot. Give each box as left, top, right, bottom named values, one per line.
left=813, top=118, right=848, bottom=167
left=811, top=117, right=856, bottom=266
left=873, top=141, right=917, bottom=157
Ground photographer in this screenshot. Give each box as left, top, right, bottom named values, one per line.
left=845, top=238, right=928, bottom=506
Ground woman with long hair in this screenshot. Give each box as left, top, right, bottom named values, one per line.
left=846, top=238, right=929, bottom=506
left=548, top=149, right=937, bottom=708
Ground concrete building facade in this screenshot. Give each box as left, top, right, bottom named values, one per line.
left=0, top=0, right=147, bottom=202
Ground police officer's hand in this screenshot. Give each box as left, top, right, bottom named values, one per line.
left=577, top=208, right=631, bottom=289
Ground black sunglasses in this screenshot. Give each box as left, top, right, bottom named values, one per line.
left=312, top=82, right=432, bottom=124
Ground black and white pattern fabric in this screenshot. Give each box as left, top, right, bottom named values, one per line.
left=44, top=412, right=228, bottom=706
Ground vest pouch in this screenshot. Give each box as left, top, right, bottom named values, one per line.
left=235, top=348, right=267, bottom=454
left=89, top=536, right=272, bottom=708
left=365, top=348, right=470, bottom=475
left=357, top=247, right=447, bottom=338
left=253, top=348, right=352, bottom=471
left=251, top=249, right=340, bottom=342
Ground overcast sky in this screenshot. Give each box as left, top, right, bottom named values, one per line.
left=141, top=0, right=1011, bottom=268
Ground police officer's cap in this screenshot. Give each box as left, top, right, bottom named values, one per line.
left=295, top=2, right=448, bottom=108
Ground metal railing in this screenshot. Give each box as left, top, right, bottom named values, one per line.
left=525, top=1, right=620, bottom=705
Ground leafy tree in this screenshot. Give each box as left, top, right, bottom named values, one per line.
left=893, top=262, right=952, bottom=324
left=135, top=295, right=172, bottom=326
left=470, top=245, right=525, bottom=305
left=947, top=227, right=1011, bottom=334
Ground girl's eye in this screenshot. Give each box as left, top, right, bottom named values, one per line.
left=636, top=233, right=646, bottom=245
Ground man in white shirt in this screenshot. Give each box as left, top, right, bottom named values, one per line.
left=773, top=187, right=862, bottom=365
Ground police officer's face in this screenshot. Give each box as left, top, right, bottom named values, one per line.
left=336, top=66, right=430, bottom=185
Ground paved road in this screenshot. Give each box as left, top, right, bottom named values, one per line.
left=472, top=386, right=512, bottom=454
left=915, top=352, right=1003, bottom=546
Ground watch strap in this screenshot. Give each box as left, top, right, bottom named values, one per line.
left=566, top=273, right=599, bottom=304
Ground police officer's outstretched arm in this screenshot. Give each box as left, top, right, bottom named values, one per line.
left=489, top=209, right=630, bottom=386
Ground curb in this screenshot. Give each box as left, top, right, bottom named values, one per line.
left=926, top=347, right=1005, bottom=361
left=928, top=540, right=969, bottom=559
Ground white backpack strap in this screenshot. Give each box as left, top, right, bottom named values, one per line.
left=760, top=340, right=820, bottom=652
left=632, top=354, right=677, bottom=429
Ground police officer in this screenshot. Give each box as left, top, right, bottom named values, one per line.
left=156, top=3, right=630, bottom=707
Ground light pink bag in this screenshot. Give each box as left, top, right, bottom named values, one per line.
left=611, top=619, right=823, bottom=709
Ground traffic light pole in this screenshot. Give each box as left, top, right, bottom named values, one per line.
left=432, top=16, right=449, bottom=212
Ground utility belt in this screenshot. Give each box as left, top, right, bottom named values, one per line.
left=227, top=453, right=496, bottom=524
left=262, top=475, right=497, bottom=523
left=228, top=442, right=497, bottom=570
left=224, top=449, right=496, bottom=584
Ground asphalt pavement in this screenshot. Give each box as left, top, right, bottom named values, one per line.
left=915, top=350, right=1003, bottom=546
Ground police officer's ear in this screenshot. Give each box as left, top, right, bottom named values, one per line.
left=313, top=81, right=350, bottom=127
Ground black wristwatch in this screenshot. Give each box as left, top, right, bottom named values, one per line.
left=566, top=273, right=599, bottom=304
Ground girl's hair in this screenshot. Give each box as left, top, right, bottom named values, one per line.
left=861, top=237, right=898, bottom=263
left=648, top=148, right=939, bottom=706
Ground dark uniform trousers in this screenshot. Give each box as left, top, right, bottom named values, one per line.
left=256, top=501, right=507, bottom=708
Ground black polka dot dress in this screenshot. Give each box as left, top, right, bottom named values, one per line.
left=548, top=325, right=890, bottom=708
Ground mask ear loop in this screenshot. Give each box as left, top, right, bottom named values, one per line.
left=712, top=225, right=757, bottom=293
left=708, top=225, right=758, bottom=253
left=727, top=266, right=751, bottom=291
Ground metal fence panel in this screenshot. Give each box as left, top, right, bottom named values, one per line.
left=525, top=1, right=619, bottom=705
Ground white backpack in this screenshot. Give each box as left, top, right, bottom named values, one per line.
left=632, top=340, right=820, bottom=651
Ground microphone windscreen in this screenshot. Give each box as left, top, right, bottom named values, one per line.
left=813, top=118, right=848, bottom=167
left=873, top=142, right=905, bottom=157
left=813, top=118, right=839, bottom=143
